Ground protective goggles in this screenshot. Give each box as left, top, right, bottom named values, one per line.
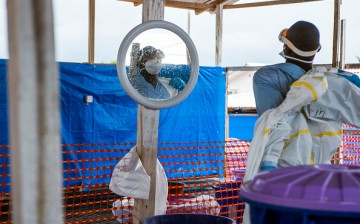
left=278, top=28, right=321, bottom=57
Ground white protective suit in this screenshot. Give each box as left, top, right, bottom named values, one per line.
left=242, top=67, right=360, bottom=224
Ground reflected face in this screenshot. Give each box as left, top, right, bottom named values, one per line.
left=125, top=29, right=192, bottom=100
left=116, top=20, right=199, bottom=109
left=139, top=56, right=163, bottom=76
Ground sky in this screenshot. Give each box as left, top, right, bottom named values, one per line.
left=0, top=0, right=359, bottom=67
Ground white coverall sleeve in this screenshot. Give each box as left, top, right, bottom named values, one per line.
left=261, top=119, right=291, bottom=169
left=305, top=74, right=360, bottom=127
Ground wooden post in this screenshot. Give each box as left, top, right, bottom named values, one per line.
left=7, top=0, right=63, bottom=223
left=337, top=18, right=346, bottom=164
left=215, top=3, right=223, bottom=66
left=225, top=69, right=229, bottom=140
left=133, top=107, right=160, bottom=223
left=332, top=0, right=341, bottom=67
left=133, top=1, right=164, bottom=223
left=142, top=0, right=164, bottom=21
left=187, top=10, right=191, bottom=64
left=130, top=43, right=141, bottom=75
left=88, top=0, right=95, bottom=64
left=339, top=19, right=346, bottom=69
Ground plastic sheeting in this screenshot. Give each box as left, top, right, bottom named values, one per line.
left=229, top=115, right=258, bottom=140
left=0, top=60, right=225, bottom=144
left=0, top=60, right=8, bottom=145
left=0, top=59, right=226, bottom=187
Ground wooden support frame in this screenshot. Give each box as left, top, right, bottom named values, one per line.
left=225, top=70, right=229, bottom=140
left=142, top=0, right=164, bottom=21
left=215, top=3, right=223, bottom=66
left=133, top=2, right=164, bottom=223
left=339, top=19, right=346, bottom=69
left=332, top=0, right=341, bottom=67
left=224, top=0, right=323, bottom=9
left=119, top=0, right=324, bottom=12
left=88, top=0, right=95, bottom=64
left=7, top=0, right=63, bottom=223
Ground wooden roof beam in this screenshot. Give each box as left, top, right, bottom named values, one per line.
left=167, top=0, right=216, bottom=10
left=119, top=0, right=324, bottom=11
left=118, top=0, right=143, bottom=7
left=204, top=0, right=239, bottom=14
left=193, top=0, right=238, bottom=15
left=118, top=0, right=216, bottom=12
left=224, top=0, right=324, bottom=9
left=210, top=0, right=240, bottom=5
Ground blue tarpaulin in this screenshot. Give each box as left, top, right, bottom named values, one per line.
left=0, top=60, right=226, bottom=144
left=0, top=60, right=8, bottom=145
left=0, top=59, right=227, bottom=188
left=229, top=115, right=258, bottom=141
left=59, top=62, right=226, bottom=144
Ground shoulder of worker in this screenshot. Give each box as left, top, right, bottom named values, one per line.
left=329, top=68, right=360, bottom=88
left=253, top=63, right=305, bottom=83
left=129, top=73, right=144, bottom=83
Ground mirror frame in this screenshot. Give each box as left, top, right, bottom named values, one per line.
left=117, top=20, right=199, bottom=109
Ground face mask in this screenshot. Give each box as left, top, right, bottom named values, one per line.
left=279, top=50, right=314, bottom=64
left=143, top=60, right=163, bottom=75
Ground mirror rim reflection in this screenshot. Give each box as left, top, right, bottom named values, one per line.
left=117, top=20, right=199, bottom=109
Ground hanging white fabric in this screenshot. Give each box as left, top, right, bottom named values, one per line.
left=109, top=146, right=168, bottom=215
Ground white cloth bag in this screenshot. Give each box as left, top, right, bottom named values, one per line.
left=109, top=146, right=168, bottom=215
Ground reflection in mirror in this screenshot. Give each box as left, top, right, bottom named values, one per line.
left=125, top=28, right=191, bottom=100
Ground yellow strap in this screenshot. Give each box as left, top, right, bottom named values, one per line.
left=285, top=129, right=314, bottom=164
left=292, top=81, right=318, bottom=100
left=289, top=129, right=311, bottom=140
left=313, top=77, right=328, bottom=91
left=263, top=128, right=271, bottom=135
left=312, top=129, right=343, bottom=137
left=283, top=129, right=311, bottom=148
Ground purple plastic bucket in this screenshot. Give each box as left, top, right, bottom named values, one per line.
left=141, top=213, right=236, bottom=224
left=240, top=164, right=360, bottom=224
left=230, top=168, right=246, bottom=181
left=213, top=181, right=244, bottom=223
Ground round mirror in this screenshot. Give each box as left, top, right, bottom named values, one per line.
left=117, top=20, right=199, bottom=109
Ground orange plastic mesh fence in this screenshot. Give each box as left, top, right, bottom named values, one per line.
left=0, top=136, right=359, bottom=223
left=340, top=125, right=360, bottom=165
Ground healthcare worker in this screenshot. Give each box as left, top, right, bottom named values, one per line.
left=243, top=65, right=360, bottom=224
left=253, top=20, right=321, bottom=117
left=252, top=21, right=360, bottom=171
left=243, top=21, right=360, bottom=224
left=129, top=45, right=185, bottom=100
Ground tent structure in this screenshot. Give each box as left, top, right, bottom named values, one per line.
left=5, top=0, right=345, bottom=223
left=106, top=0, right=342, bottom=68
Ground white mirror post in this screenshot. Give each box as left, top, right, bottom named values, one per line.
left=136, top=1, right=163, bottom=223
left=116, top=7, right=199, bottom=224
